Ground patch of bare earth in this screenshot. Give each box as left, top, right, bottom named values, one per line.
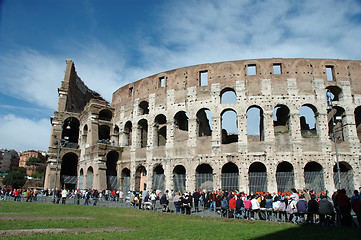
left=0, top=212, right=37, bottom=215
left=0, top=226, right=134, bottom=236
left=0, top=216, right=96, bottom=221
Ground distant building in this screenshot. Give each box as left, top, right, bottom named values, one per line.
left=0, top=149, right=19, bottom=172
left=19, top=150, right=47, bottom=176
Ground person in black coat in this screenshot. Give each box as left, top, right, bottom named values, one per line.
left=193, top=191, right=200, bottom=212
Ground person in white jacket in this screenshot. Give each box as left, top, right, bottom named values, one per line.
left=250, top=195, right=260, bottom=220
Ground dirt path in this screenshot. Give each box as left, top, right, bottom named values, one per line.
left=0, top=226, right=133, bottom=236
left=0, top=216, right=96, bottom=221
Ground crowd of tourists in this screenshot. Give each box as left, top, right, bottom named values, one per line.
left=1, top=186, right=360, bottom=227
left=128, top=187, right=361, bottom=227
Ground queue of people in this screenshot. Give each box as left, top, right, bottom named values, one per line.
left=2, top=186, right=361, bottom=228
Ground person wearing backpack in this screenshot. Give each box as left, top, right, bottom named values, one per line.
left=351, top=190, right=361, bottom=227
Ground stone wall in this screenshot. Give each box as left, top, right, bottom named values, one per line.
left=45, top=58, right=361, bottom=195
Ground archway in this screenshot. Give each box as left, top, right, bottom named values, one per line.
left=98, top=125, right=110, bottom=142
left=99, top=109, right=112, bottom=121
left=304, top=162, right=324, bottom=193
left=138, top=119, right=148, bottom=148
left=327, top=106, right=345, bottom=142
left=299, top=104, right=318, bottom=137
left=247, top=106, right=264, bottom=141
left=276, top=161, right=294, bottom=193
left=248, top=162, right=267, bottom=193
left=124, top=121, right=132, bottom=146
left=173, top=165, right=186, bottom=193
left=139, top=101, right=149, bottom=115
left=273, top=105, right=290, bottom=135
left=78, top=168, right=84, bottom=189
left=121, top=168, right=130, bottom=193
left=221, top=162, right=239, bottom=191
left=196, top=164, right=213, bottom=191
left=135, top=165, right=147, bottom=191
left=197, top=108, right=212, bottom=137
left=221, top=109, right=238, bottom=144
left=333, top=162, right=353, bottom=196
left=85, top=166, right=94, bottom=190
left=60, top=152, right=78, bottom=190
left=62, top=117, right=80, bottom=148
left=220, top=88, right=237, bottom=104
left=355, top=106, right=361, bottom=142
left=155, top=114, right=167, bottom=146
left=153, top=164, right=165, bottom=192
left=106, top=151, right=119, bottom=190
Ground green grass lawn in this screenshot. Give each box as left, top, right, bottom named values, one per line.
left=0, top=201, right=360, bottom=240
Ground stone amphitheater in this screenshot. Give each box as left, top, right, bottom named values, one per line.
left=44, top=58, right=361, bottom=195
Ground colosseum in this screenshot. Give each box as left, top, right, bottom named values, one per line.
left=44, top=58, right=361, bottom=195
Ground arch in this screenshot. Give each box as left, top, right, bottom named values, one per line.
left=82, top=125, right=88, bottom=144
left=153, top=164, right=165, bottom=192
left=99, top=109, right=112, bottom=121
left=220, top=88, right=237, bottom=104
left=333, top=162, right=354, bottom=195
left=135, top=165, right=147, bottom=191
left=327, top=106, right=346, bottom=142
left=221, top=109, right=238, bottom=144
left=98, top=125, right=110, bottom=143
left=155, top=114, right=167, bottom=146
left=86, top=166, right=93, bottom=189
left=276, top=161, right=295, bottom=193
left=273, top=105, right=290, bottom=135
left=121, top=168, right=131, bottom=193
left=354, top=106, right=361, bottom=142
left=221, top=162, right=239, bottom=191
left=247, top=106, right=264, bottom=141
left=139, top=101, right=149, bottom=115
left=304, top=161, right=324, bottom=193
left=325, top=86, right=342, bottom=101
left=124, top=121, right=132, bottom=146
left=174, top=111, right=188, bottom=131
left=174, top=111, right=189, bottom=141
left=106, top=151, right=119, bottom=190
left=196, top=164, right=213, bottom=191
left=112, top=125, right=119, bottom=146
left=60, top=152, right=78, bottom=190
left=197, top=108, right=212, bottom=137
left=173, top=165, right=186, bottom=193
left=248, top=162, right=267, bottom=193
left=62, top=117, right=80, bottom=148
left=78, top=168, right=84, bottom=189
left=299, top=104, right=318, bottom=137
left=138, top=119, right=148, bottom=148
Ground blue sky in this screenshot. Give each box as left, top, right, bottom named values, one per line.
left=0, top=0, right=360, bottom=151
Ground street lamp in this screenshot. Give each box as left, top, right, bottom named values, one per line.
left=326, top=89, right=342, bottom=190
left=52, top=136, right=69, bottom=203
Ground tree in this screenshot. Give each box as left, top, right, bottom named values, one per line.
left=26, top=157, right=42, bottom=166
left=2, top=167, right=27, bottom=189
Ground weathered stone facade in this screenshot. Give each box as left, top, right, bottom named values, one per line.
left=44, top=58, right=361, bottom=195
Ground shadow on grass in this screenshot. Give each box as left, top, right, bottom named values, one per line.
left=250, top=223, right=361, bottom=240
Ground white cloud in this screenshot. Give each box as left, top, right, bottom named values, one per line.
left=0, top=0, right=360, bottom=152
left=0, top=114, right=50, bottom=151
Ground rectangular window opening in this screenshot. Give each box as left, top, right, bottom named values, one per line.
left=326, top=66, right=334, bottom=81
left=200, top=71, right=208, bottom=86
left=159, top=76, right=165, bottom=88
left=247, top=64, right=256, bottom=76
left=129, top=87, right=134, bottom=97
left=273, top=63, right=281, bottom=75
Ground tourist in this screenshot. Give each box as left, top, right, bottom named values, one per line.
left=351, top=190, right=361, bottom=227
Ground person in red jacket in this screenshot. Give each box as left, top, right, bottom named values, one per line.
left=229, top=194, right=236, bottom=211
left=228, top=194, right=236, bottom=218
